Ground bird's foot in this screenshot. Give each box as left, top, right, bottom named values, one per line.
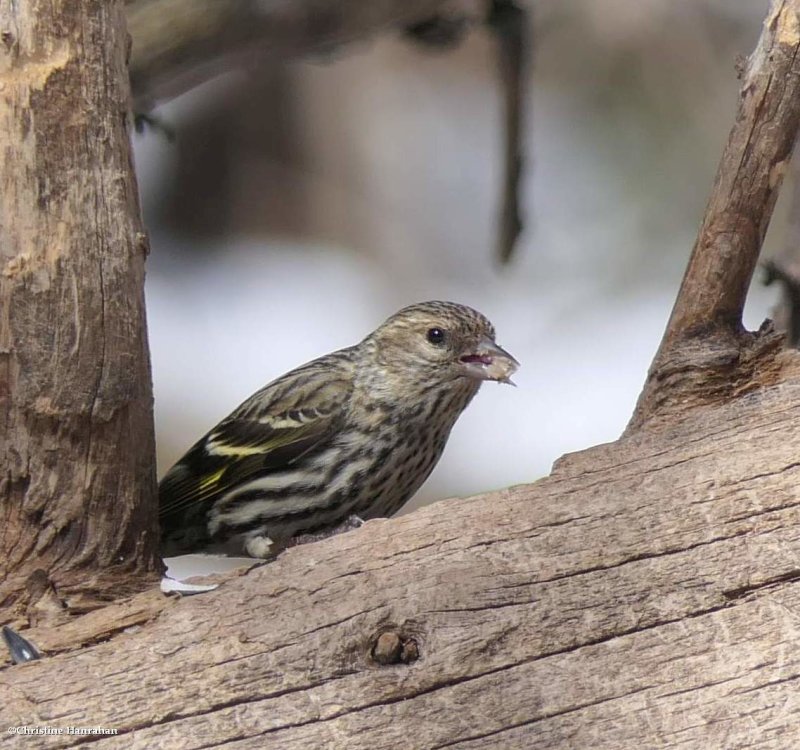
left=244, top=535, right=275, bottom=559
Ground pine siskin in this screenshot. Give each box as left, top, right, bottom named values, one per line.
left=159, top=301, right=518, bottom=558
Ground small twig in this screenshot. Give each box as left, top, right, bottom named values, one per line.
left=629, top=0, right=800, bottom=429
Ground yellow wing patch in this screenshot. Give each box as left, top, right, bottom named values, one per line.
left=199, top=466, right=226, bottom=490
left=206, top=442, right=273, bottom=457
left=206, top=422, right=316, bottom=458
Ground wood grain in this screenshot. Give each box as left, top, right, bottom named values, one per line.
left=4, top=352, right=800, bottom=748
left=0, top=1, right=161, bottom=614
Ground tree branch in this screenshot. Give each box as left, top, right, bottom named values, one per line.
left=5, top=354, right=800, bottom=746
left=630, top=0, right=800, bottom=429
left=127, top=0, right=460, bottom=108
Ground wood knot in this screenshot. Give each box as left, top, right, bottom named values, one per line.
left=370, top=630, right=419, bottom=666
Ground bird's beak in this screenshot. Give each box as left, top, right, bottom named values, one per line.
left=459, top=338, right=519, bottom=385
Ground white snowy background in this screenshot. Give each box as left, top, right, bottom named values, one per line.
left=135, top=1, right=781, bottom=577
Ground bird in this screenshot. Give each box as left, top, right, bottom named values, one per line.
left=159, top=301, right=518, bottom=559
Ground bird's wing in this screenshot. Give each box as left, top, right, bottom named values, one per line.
left=159, top=355, right=354, bottom=519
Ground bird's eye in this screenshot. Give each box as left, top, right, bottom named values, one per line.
left=426, top=327, right=446, bottom=345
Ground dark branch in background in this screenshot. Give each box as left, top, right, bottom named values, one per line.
left=405, top=12, right=470, bottom=49
left=629, top=0, right=800, bottom=430
left=488, top=0, right=530, bottom=264
left=127, top=0, right=531, bottom=266
left=405, top=0, right=531, bottom=264
left=762, top=147, right=800, bottom=348
left=405, top=1, right=533, bottom=264
left=127, top=0, right=458, bottom=109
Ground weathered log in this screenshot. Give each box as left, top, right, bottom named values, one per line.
left=3, top=350, right=800, bottom=748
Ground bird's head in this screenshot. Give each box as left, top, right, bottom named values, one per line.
left=365, top=301, right=519, bottom=387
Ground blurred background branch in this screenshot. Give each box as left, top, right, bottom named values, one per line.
left=127, top=0, right=485, bottom=108
left=488, top=0, right=530, bottom=263
left=127, top=0, right=530, bottom=262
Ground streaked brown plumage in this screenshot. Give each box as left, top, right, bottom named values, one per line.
left=159, top=301, right=518, bottom=558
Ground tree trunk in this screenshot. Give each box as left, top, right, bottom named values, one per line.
left=0, top=1, right=161, bottom=618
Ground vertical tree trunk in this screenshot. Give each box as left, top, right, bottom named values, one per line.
left=0, top=1, right=161, bottom=619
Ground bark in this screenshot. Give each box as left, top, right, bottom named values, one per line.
left=4, top=350, right=800, bottom=747
left=630, top=0, right=800, bottom=430
left=0, top=2, right=161, bottom=616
